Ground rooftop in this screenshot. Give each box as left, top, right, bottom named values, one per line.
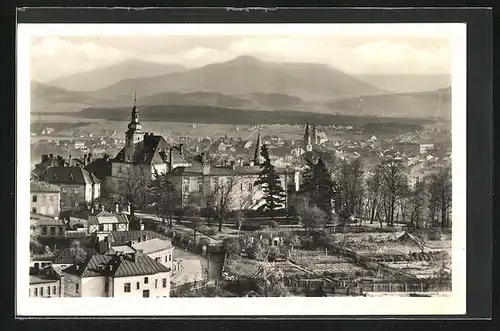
left=132, top=238, right=172, bottom=254
left=63, top=252, right=170, bottom=278
left=30, top=180, right=60, bottom=193
left=40, top=166, right=100, bottom=186
left=108, top=230, right=168, bottom=246
left=88, top=211, right=129, bottom=226
left=31, top=214, right=64, bottom=227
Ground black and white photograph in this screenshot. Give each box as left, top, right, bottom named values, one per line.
left=16, top=22, right=467, bottom=316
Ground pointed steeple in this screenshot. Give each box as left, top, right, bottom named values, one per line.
left=254, top=130, right=262, bottom=165
left=304, top=123, right=312, bottom=152
left=312, top=124, right=317, bottom=146
left=127, top=93, right=142, bottom=132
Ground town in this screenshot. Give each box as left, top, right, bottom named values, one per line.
left=29, top=97, right=452, bottom=298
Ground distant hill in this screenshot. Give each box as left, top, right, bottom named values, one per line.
left=355, top=74, right=452, bottom=93
left=94, top=55, right=385, bottom=101
left=326, top=87, right=452, bottom=120
left=47, top=60, right=185, bottom=91
left=74, top=104, right=432, bottom=127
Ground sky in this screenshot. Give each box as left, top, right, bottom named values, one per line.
left=30, top=34, right=452, bottom=82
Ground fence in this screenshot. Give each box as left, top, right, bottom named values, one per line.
left=286, top=278, right=451, bottom=296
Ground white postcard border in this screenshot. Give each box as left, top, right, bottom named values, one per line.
left=16, top=23, right=467, bottom=316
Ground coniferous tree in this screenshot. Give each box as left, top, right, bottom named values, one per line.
left=254, top=144, right=286, bottom=219
left=299, top=157, right=335, bottom=219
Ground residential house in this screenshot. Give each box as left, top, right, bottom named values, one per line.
left=87, top=210, right=129, bottom=240
left=30, top=180, right=61, bottom=216
left=108, top=238, right=173, bottom=270
left=39, top=166, right=101, bottom=211
left=29, top=266, right=64, bottom=298
left=62, top=251, right=171, bottom=298
left=31, top=214, right=66, bottom=238
left=419, top=143, right=435, bottom=154
left=105, top=230, right=169, bottom=247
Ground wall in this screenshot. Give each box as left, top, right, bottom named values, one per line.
left=145, top=248, right=173, bottom=269
left=60, top=184, right=86, bottom=211
left=35, top=224, right=65, bottom=238
left=31, top=192, right=60, bottom=216
left=81, top=276, right=107, bottom=297
left=112, top=272, right=171, bottom=298
left=29, top=281, right=60, bottom=298
left=62, top=273, right=82, bottom=297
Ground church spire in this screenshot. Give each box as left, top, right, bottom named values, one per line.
left=254, top=130, right=262, bottom=165
left=304, top=123, right=312, bottom=152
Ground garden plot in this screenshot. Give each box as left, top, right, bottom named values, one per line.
left=383, top=260, right=451, bottom=279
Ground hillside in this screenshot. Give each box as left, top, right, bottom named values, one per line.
left=75, top=104, right=433, bottom=127
left=326, top=87, right=452, bottom=119
left=47, top=60, right=185, bottom=91
left=95, top=56, right=385, bottom=101
left=355, top=74, right=452, bottom=93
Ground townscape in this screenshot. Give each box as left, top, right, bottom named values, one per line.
left=28, top=36, right=453, bottom=299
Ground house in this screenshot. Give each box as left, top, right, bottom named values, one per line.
left=419, top=143, right=435, bottom=154
left=31, top=214, right=66, bottom=238
left=29, top=266, right=64, bottom=298
left=32, top=154, right=64, bottom=179
left=30, top=180, right=61, bottom=216
left=87, top=210, right=129, bottom=240
left=315, top=131, right=328, bottom=145
left=105, top=230, right=169, bottom=247
left=108, top=238, right=173, bottom=269
left=39, top=166, right=101, bottom=211
left=74, top=141, right=86, bottom=150
left=62, top=251, right=171, bottom=298
left=217, top=142, right=228, bottom=152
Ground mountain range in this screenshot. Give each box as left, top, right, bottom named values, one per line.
left=31, top=55, right=451, bottom=120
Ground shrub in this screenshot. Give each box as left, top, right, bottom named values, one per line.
left=269, top=221, right=279, bottom=229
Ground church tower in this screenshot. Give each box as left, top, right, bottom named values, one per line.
left=254, top=131, right=262, bottom=165
left=304, top=123, right=312, bottom=152
left=124, top=93, right=144, bottom=162
left=312, top=124, right=317, bottom=147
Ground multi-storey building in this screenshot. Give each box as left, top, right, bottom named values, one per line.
left=30, top=180, right=61, bottom=216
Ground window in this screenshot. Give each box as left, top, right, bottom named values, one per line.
left=32, top=195, right=37, bottom=202
left=142, top=235, right=147, bottom=241
left=40, top=287, right=44, bottom=296
left=75, top=283, right=79, bottom=294
left=47, top=286, right=50, bottom=296
left=49, top=195, right=54, bottom=202
left=34, top=288, right=38, bottom=297
left=62, top=187, right=68, bottom=193
left=41, top=227, right=47, bottom=235
left=168, top=254, right=171, bottom=262
left=155, top=279, right=158, bottom=288
left=74, top=188, right=79, bottom=194
left=162, top=279, right=167, bottom=288
left=144, top=277, right=149, bottom=284
left=50, top=227, right=56, bottom=235
left=142, top=290, right=150, bottom=298
left=248, top=183, right=253, bottom=191
left=124, top=283, right=131, bottom=292
left=240, top=183, right=243, bottom=191
left=198, top=183, right=203, bottom=193
left=104, top=279, right=109, bottom=293
left=155, top=257, right=161, bottom=263
left=40, top=195, right=46, bottom=203
left=52, top=286, right=57, bottom=295
left=32, top=207, right=37, bottom=213
left=136, top=282, right=140, bottom=290
left=29, top=288, right=31, bottom=297
left=98, top=224, right=104, bottom=231
left=164, top=255, right=168, bottom=262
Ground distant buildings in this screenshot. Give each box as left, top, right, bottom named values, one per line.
left=419, top=143, right=435, bottom=154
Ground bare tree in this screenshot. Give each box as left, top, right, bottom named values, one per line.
left=118, top=165, right=150, bottom=216
left=379, top=158, right=407, bottom=227
left=408, top=179, right=426, bottom=229
left=69, top=240, right=87, bottom=265
left=148, top=168, right=179, bottom=228
left=337, top=158, right=365, bottom=224
left=208, top=176, right=239, bottom=232
left=427, top=168, right=452, bottom=228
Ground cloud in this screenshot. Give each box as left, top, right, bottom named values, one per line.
left=30, top=35, right=451, bottom=82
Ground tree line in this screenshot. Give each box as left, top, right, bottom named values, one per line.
left=294, top=151, right=452, bottom=230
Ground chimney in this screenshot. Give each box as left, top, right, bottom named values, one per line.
left=42, top=154, right=49, bottom=163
